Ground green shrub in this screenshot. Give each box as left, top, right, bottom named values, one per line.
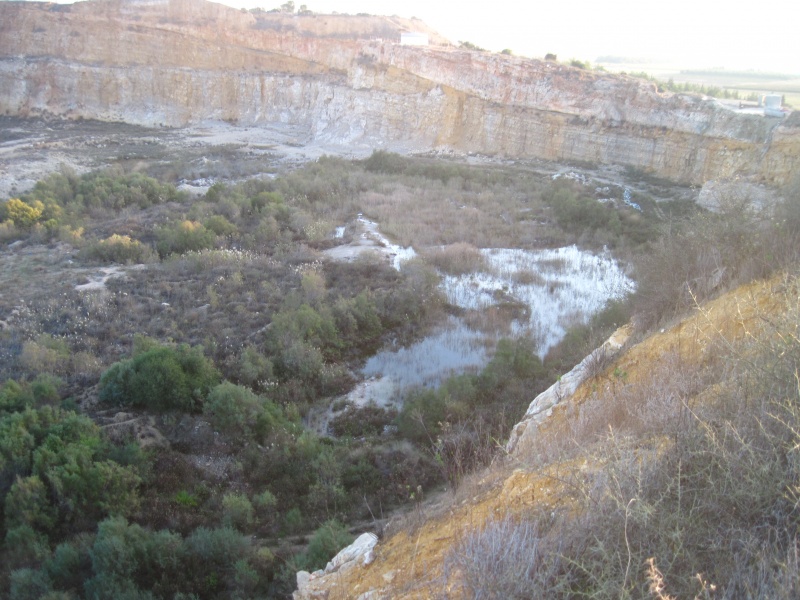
left=5, top=525, right=51, bottom=567
left=395, top=388, right=446, bottom=445
left=174, top=490, right=199, bottom=508
left=98, top=344, right=220, bottom=412
left=204, top=382, right=286, bottom=443
left=203, top=215, right=237, bottom=236
left=19, top=334, right=71, bottom=376
left=292, top=520, right=353, bottom=572
left=252, top=490, right=277, bottom=512
left=364, top=150, right=409, bottom=174
left=43, top=538, right=92, bottom=594
left=9, top=567, right=53, bottom=600
left=22, top=170, right=182, bottom=217
left=329, top=405, right=396, bottom=438
left=0, top=407, right=142, bottom=544
left=221, top=493, right=255, bottom=531
left=5, top=475, right=57, bottom=531
left=80, top=234, right=155, bottom=264
left=283, top=507, right=304, bottom=534
left=236, top=346, right=274, bottom=389
left=0, top=379, right=34, bottom=414
left=155, top=221, right=217, bottom=258
left=184, top=526, right=250, bottom=566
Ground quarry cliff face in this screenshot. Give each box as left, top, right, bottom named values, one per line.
left=1, top=0, right=797, bottom=186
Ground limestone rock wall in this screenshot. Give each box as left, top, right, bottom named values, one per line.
left=1, top=0, right=797, bottom=185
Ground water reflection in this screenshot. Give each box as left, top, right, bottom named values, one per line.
left=323, top=215, right=634, bottom=415
left=349, top=245, right=632, bottom=407
left=360, top=316, right=493, bottom=407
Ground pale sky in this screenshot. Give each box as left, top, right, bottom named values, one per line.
left=7, top=0, right=799, bottom=73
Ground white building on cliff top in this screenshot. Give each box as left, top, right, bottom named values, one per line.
left=400, top=32, right=428, bottom=46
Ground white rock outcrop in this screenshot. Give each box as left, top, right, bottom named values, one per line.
left=294, top=532, right=379, bottom=600
left=506, top=325, right=632, bottom=455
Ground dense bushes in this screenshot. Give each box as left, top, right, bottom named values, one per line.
left=543, top=179, right=656, bottom=247
left=289, top=520, right=353, bottom=573
left=0, top=407, right=143, bottom=555
left=3, top=149, right=715, bottom=597
left=80, top=234, right=155, bottom=264
left=10, top=517, right=270, bottom=600
left=24, top=170, right=182, bottom=213
left=99, top=343, right=219, bottom=412
left=156, top=220, right=217, bottom=258
left=394, top=337, right=547, bottom=487
left=203, top=382, right=291, bottom=444
left=0, top=375, right=61, bottom=415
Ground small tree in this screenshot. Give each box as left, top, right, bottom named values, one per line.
left=4, top=198, right=43, bottom=229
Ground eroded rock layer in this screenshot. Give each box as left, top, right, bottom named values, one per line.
left=1, top=0, right=797, bottom=185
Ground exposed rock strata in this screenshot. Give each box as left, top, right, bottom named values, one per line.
left=1, top=0, right=797, bottom=185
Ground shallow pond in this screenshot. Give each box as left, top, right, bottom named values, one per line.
left=329, top=222, right=633, bottom=412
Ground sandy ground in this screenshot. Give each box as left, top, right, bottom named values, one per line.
left=0, top=117, right=378, bottom=200
left=0, top=116, right=700, bottom=205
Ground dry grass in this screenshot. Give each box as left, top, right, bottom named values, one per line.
left=419, top=243, right=487, bottom=276
left=462, top=273, right=800, bottom=598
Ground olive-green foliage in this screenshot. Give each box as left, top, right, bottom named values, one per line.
left=282, top=507, right=304, bottom=534
left=395, top=388, right=447, bottom=445
left=396, top=337, right=545, bottom=445
left=364, top=150, right=485, bottom=185
left=73, top=517, right=261, bottom=599
left=203, top=382, right=288, bottom=444
left=543, top=179, right=659, bottom=248
left=479, top=338, right=545, bottom=392
left=291, top=520, right=353, bottom=572
left=221, top=493, right=254, bottom=531
left=9, top=567, right=54, bottom=600
left=19, top=335, right=71, bottom=377
left=331, top=291, right=383, bottom=347
left=252, top=489, right=277, bottom=512
left=79, top=234, right=155, bottom=265
left=25, top=171, right=181, bottom=213
left=155, top=221, right=217, bottom=258
left=202, top=215, right=237, bottom=237
left=265, top=304, right=350, bottom=403
left=0, top=376, right=61, bottom=415
left=0, top=407, right=141, bottom=551
left=98, top=344, right=219, bottom=412
left=269, top=304, right=341, bottom=359
left=569, top=58, right=590, bottom=69
left=459, top=40, right=487, bottom=52
left=329, top=404, right=396, bottom=438
left=235, top=346, right=273, bottom=389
